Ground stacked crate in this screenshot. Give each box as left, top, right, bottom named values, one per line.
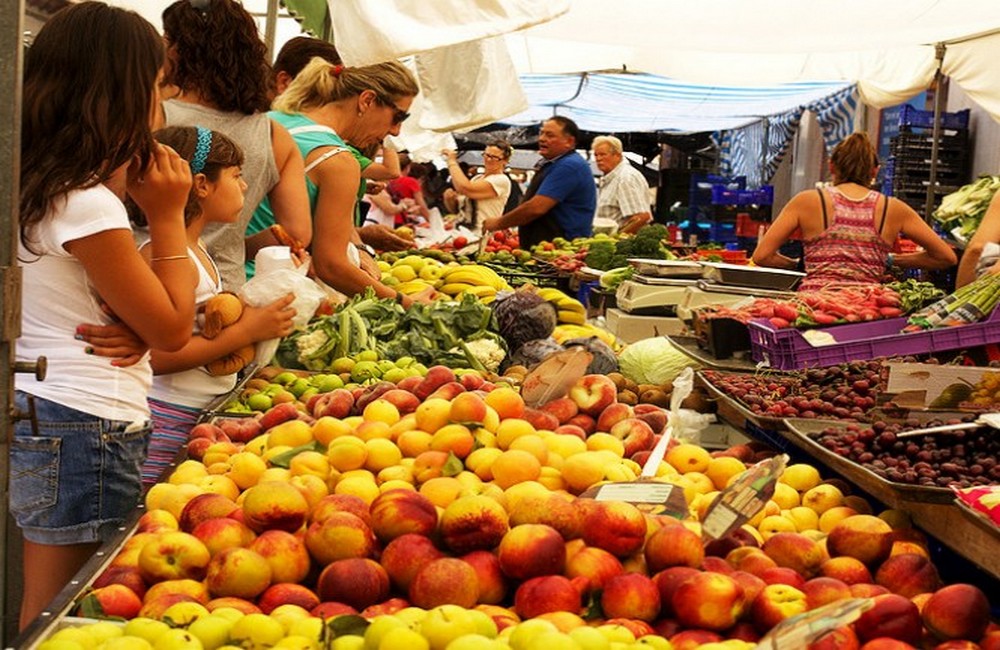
left=882, top=107, right=971, bottom=214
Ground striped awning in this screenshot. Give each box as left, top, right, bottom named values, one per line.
left=499, top=73, right=855, bottom=134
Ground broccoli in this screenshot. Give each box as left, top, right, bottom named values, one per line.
left=615, top=224, right=672, bottom=261
left=585, top=240, right=621, bottom=271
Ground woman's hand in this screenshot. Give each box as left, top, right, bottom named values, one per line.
left=988, top=259, right=1000, bottom=275
left=482, top=217, right=502, bottom=232
left=76, top=321, right=149, bottom=367
left=126, top=143, right=192, bottom=222
left=441, top=149, right=458, bottom=163
left=359, top=224, right=411, bottom=252
left=239, top=294, right=297, bottom=341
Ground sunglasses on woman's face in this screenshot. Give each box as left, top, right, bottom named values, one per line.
left=377, top=95, right=410, bottom=125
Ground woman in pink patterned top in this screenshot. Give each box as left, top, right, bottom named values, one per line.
left=752, top=133, right=955, bottom=290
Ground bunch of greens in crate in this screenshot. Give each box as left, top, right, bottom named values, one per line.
left=276, top=289, right=505, bottom=372
left=932, top=175, right=1000, bottom=243
left=903, top=274, right=1000, bottom=331
left=584, top=224, right=675, bottom=271
left=886, top=279, right=945, bottom=313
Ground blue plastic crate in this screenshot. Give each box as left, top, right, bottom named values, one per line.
left=898, top=105, right=970, bottom=131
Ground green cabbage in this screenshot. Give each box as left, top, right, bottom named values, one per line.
left=617, top=337, right=698, bottom=386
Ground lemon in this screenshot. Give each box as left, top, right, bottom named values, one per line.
left=390, top=265, right=417, bottom=282
left=401, top=255, right=427, bottom=271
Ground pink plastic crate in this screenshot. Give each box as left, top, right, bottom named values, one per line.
left=748, top=308, right=1000, bottom=370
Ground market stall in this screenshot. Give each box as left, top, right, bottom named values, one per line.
left=14, top=226, right=1000, bottom=649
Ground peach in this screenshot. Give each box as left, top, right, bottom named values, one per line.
left=513, top=575, right=582, bottom=620
left=759, top=566, right=807, bottom=591
left=246, top=530, right=310, bottom=585
left=582, top=500, right=647, bottom=558
left=304, top=511, right=376, bottom=565
left=205, top=547, right=272, bottom=599
left=820, top=556, right=873, bottom=585
left=461, top=550, right=507, bottom=605
left=310, top=601, right=359, bottom=618
left=827, top=515, right=894, bottom=566
left=875, top=553, right=941, bottom=598
left=491, top=449, right=542, bottom=489
left=144, top=578, right=209, bottom=606
left=652, top=566, right=701, bottom=617
left=596, top=403, right=634, bottom=432
left=673, top=571, right=745, bottom=631
left=670, top=630, right=724, bottom=650
left=240, top=480, right=309, bottom=533
left=316, top=558, right=390, bottom=611
left=439, top=494, right=510, bottom=554
left=738, top=551, right=780, bottom=578
left=396, top=429, right=433, bottom=458
left=762, top=532, right=825, bottom=578
left=137, top=531, right=211, bottom=583
left=609, top=418, right=656, bottom=458
left=665, top=442, right=712, bottom=474
left=566, top=413, right=597, bottom=435
left=256, top=583, right=320, bottom=614
left=540, top=397, right=580, bottom=424
left=644, top=522, right=705, bottom=572
left=138, top=593, right=200, bottom=620
left=428, top=424, right=474, bottom=459
left=379, top=389, right=421, bottom=415
left=411, top=450, right=450, bottom=484
left=82, top=584, right=142, bottom=620
left=921, top=584, right=991, bottom=641
left=568, top=374, right=618, bottom=416
left=427, top=381, right=466, bottom=402
left=414, top=366, right=457, bottom=400
left=408, top=557, right=480, bottom=609
left=136, top=509, right=180, bottom=534
left=809, top=626, right=860, bottom=650
left=851, top=583, right=891, bottom=598
left=565, top=545, right=624, bottom=594
left=552, top=424, right=587, bottom=440
left=508, top=492, right=583, bottom=541
left=855, top=593, right=922, bottom=645
left=484, top=386, right=525, bottom=420
left=380, top=533, right=445, bottom=592
left=498, top=524, right=566, bottom=580
left=92, top=565, right=147, bottom=601
left=369, top=488, right=438, bottom=543
left=415, top=398, right=453, bottom=433
left=309, top=493, right=371, bottom=526
left=311, top=389, right=355, bottom=419
left=449, top=392, right=488, bottom=425
left=601, top=573, right=660, bottom=622
left=633, top=404, right=669, bottom=435
left=803, top=576, right=853, bottom=609
left=522, top=408, right=560, bottom=432
left=191, top=517, right=257, bottom=557
left=750, top=583, right=808, bottom=633
left=731, top=570, right=767, bottom=609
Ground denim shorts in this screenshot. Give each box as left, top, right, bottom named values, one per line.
left=11, top=391, right=151, bottom=545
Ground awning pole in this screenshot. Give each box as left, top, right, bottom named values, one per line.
left=924, top=42, right=947, bottom=221
left=264, top=0, right=279, bottom=61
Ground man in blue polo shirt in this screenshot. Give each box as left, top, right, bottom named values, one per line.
left=482, top=116, right=596, bottom=249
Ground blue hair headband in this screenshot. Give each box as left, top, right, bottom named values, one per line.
left=191, top=126, right=212, bottom=174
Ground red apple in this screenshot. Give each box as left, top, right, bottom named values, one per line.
left=80, top=584, right=142, bottom=619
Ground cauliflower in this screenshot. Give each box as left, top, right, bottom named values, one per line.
left=462, top=337, right=506, bottom=373
left=295, top=329, right=329, bottom=360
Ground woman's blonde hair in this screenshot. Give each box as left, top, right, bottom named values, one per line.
left=830, top=132, right=879, bottom=187
left=274, top=57, right=419, bottom=114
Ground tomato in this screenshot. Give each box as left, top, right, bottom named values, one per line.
left=542, top=242, right=555, bottom=251
left=453, top=236, right=468, bottom=248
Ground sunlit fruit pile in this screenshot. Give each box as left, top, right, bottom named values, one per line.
left=39, top=367, right=999, bottom=650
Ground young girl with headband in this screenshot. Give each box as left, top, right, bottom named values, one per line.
left=135, top=126, right=297, bottom=487
left=14, top=2, right=197, bottom=628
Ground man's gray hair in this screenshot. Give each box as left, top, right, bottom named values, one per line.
left=592, top=135, right=623, bottom=154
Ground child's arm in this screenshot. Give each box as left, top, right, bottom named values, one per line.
left=150, top=294, right=296, bottom=374
left=69, top=144, right=197, bottom=352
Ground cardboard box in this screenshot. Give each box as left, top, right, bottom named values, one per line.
left=605, top=308, right=686, bottom=343
left=886, top=362, right=1000, bottom=410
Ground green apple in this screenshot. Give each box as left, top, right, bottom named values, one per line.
left=634, top=636, right=673, bottom=649
left=379, top=627, right=430, bottom=650
left=123, top=619, right=172, bottom=645
left=419, top=605, right=478, bottom=650
left=228, top=613, right=285, bottom=650
left=568, top=626, right=611, bottom=650
left=364, top=615, right=408, bottom=649
left=82, top=621, right=124, bottom=646
left=439, top=634, right=504, bottom=650
left=331, top=636, right=365, bottom=650
left=150, top=628, right=202, bottom=650
left=394, top=607, right=428, bottom=629
left=287, top=617, right=323, bottom=643
left=465, top=610, right=498, bottom=639
left=273, top=636, right=318, bottom=649
left=523, top=631, right=580, bottom=650
left=187, top=615, right=234, bottom=649
left=37, top=638, right=89, bottom=650
left=506, top=619, right=559, bottom=650
left=100, top=638, right=154, bottom=650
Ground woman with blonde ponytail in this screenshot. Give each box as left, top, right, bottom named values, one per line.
left=247, top=58, right=428, bottom=306
left=753, top=132, right=955, bottom=290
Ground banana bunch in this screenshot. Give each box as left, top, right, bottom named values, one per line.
left=436, top=264, right=510, bottom=304
left=536, top=287, right=587, bottom=325
left=394, top=279, right=438, bottom=296
left=552, top=323, right=619, bottom=350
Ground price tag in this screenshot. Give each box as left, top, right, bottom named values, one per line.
left=579, top=478, right=689, bottom=518
left=701, top=454, right=788, bottom=541
left=754, top=598, right=873, bottom=650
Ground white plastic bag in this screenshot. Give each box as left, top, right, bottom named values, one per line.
left=239, top=250, right=327, bottom=367
left=667, top=367, right=716, bottom=444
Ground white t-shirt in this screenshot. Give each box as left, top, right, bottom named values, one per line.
left=141, top=240, right=238, bottom=409
left=16, top=185, right=152, bottom=422
left=458, top=172, right=512, bottom=230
